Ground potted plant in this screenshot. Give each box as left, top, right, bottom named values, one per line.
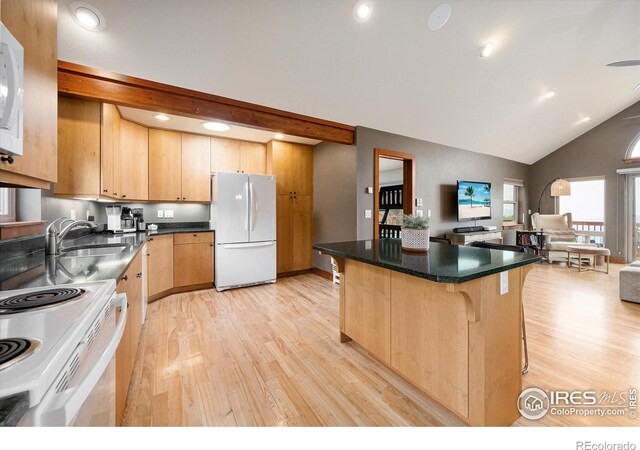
left=401, top=214, right=430, bottom=252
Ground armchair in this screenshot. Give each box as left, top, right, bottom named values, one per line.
left=531, top=213, right=594, bottom=263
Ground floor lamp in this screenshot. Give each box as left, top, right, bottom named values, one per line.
left=537, top=178, right=571, bottom=213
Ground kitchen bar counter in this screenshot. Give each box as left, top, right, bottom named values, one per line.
left=313, top=239, right=541, bottom=283
left=314, top=239, right=538, bottom=426
left=0, top=226, right=215, bottom=291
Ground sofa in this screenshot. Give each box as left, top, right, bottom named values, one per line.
left=620, top=261, right=640, bottom=304
left=531, top=213, right=595, bottom=263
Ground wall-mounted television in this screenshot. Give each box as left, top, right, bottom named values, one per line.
left=457, top=180, right=492, bottom=221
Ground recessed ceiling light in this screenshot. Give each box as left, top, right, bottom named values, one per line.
left=479, top=42, right=496, bottom=58
left=69, top=1, right=106, bottom=32
left=428, top=3, right=452, bottom=31
left=545, top=89, right=557, bottom=99
left=274, top=133, right=285, bottom=139
left=202, top=121, right=230, bottom=132
left=354, top=1, right=372, bottom=22
left=580, top=116, right=591, bottom=123
left=154, top=114, right=170, bottom=121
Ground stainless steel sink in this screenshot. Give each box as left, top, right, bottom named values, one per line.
left=59, top=245, right=128, bottom=258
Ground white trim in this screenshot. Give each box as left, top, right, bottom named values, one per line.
left=626, top=131, right=640, bottom=160
left=0, top=188, right=16, bottom=223
left=617, top=167, right=640, bottom=175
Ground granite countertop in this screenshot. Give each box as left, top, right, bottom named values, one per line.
left=0, top=227, right=215, bottom=291
left=314, top=239, right=541, bottom=283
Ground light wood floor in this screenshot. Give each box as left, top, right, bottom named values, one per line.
left=123, top=263, right=640, bottom=426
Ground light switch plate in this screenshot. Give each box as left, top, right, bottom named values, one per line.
left=165, top=210, right=174, bottom=218
left=415, top=198, right=423, bottom=207
left=366, top=187, right=374, bottom=194
left=500, top=271, right=509, bottom=295
left=70, top=209, right=76, bottom=220
left=157, top=210, right=164, bottom=218
left=365, top=209, right=372, bottom=219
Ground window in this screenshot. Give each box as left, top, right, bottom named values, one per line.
left=558, top=177, right=605, bottom=245
left=627, top=132, right=640, bottom=160
left=503, top=180, right=521, bottom=224
left=0, top=188, right=16, bottom=223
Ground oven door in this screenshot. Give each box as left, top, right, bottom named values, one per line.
left=28, top=292, right=127, bottom=426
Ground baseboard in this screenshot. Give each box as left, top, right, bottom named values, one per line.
left=312, top=267, right=333, bottom=280
left=277, top=269, right=313, bottom=278
left=148, top=282, right=214, bottom=303
left=610, top=257, right=626, bottom=264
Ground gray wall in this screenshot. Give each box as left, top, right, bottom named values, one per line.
left=313, top=142, right=358, bottom=272
left=18, top=187, right=210, bottom=226
left=530, top=100, right=640, bottom=261
left=356, top=127, right=531, bottom=240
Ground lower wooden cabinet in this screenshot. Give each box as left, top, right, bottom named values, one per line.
left=115, top=251, right=143, bottom=426
left=147, top=234, right=174, bottom=297
left=174, top=241, right=214, bottom=287
left=276, top=194, right=313, bottom=273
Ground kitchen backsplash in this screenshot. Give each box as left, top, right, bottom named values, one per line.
left=17, top=188, right=211, bottom=226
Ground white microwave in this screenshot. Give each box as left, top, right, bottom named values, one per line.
left=0, top=21, right=23, bottom=157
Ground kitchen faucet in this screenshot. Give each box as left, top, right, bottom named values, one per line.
left=45, top=217, right=98, bottom=256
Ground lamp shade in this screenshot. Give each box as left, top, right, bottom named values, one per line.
left=550, top=178, right=571, bottom=197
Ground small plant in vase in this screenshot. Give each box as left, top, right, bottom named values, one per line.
left=401, top=214, right=430, bottom=252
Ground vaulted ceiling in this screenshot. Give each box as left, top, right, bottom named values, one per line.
left=58, top=0, right=640, bottom=164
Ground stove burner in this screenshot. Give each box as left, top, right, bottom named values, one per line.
left=0, top=288, right=86, bottom=314
left=0, top=338, right=39, bottom=370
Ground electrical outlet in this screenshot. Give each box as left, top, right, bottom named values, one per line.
left=427, top=209, right=431, bottom=218
left=500, top=271, right=509, bottom=295
left=70, top=209, right=76, bottom=220
left=366, top=187, right=374, bottom=194
left=364, top=209, right=372, bottom=219
left=157, top=210, right=164, bottom=218
left=165, top=210, right=174, bottom=218
left=365, top=240, right=372, bottom=250
left=416, top=210, right=423, bottom=217
left=86, top=210, right=90, bottom=220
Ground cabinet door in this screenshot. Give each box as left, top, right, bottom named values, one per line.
left=115, top=278, right=132, bottom=427
left=291, top=143, right=313, bottom=196
left=240, top=141, right=267, bottom=174
left=101, top=103, right=120, bottom=197
left=125, top=252, right=143, bottom=367
left=149, top=129, right=182, bottom=201
left=210, top=137, right=240, bottom=173
left=182, top=133, right=211, bottom=202
left=174, top=243, right=214, bottom=287
left=147, top=235, right=174, bottom=297
left=270, top=141, right=292, bottom=195
left=55, top=97, right=101, bottom=196
left=119, top=120, right=149, bottom=201
left=291, top=195, right=313, bottom=271
left=276, top=194, right=293, bottom=273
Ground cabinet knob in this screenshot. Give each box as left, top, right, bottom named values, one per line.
left=148, top=238, right=154, bottom=241
left=122, top=194, right=127, bottom=198
left=177, top=197, right=180, bottom=200
left=210, top=244, right=213, bottom=247
left=0, top=155, right=14, bottom=164
left=146, top=253, right=150, bottom=256
left=183, top=197, right=186, bottom=200
left=193, top=234, right=197, bottom=237
left=113, top=192, right=117, bottom=196
left=103, top=189, right=108, bottom=193
left=121, top=275, right=128, bottom=282
left=136, top=272, right=142, bottom=278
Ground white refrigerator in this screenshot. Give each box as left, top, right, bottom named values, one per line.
left=211, top=172, right=277, bottom=291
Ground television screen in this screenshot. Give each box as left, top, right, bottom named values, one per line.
left=457, top=181, right=492, bottom=221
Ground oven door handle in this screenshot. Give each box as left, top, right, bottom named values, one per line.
left=58, top=293, right=128, bottom=426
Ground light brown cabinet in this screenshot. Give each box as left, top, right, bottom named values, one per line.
left=147, top=234, right=174, bottom=297
left=101, top=103, right=120, bottom=197
left=119, top=120, right=149, bottom=201
left=55, top=97, right=101, bottom=196
left=115, top=251, right=143, bottom=426
left=174, top=232, right=214, bottom=287
left=181, top=134, right=211, bottom=202
left=149, top=129, right=182, bottom=201
left=269, top=141, right=314, bottom=273
left=0, top=0, right=58, bottom=189
left=211, top=137, right=266, bottom=174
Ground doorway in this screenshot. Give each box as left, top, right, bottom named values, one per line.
left=373, top=149, right=415, bottom=239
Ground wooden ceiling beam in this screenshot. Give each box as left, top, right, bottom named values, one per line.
left=57, top=60, right=355, bottom=145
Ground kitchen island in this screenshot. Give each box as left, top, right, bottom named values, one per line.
left=314, top=239, right=541, bottom=426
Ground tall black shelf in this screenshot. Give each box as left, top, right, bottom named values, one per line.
left=516, top=230, right=545, bottom=257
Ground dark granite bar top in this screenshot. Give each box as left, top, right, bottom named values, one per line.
left=314, top=239, right=541, bottom=283
left=0, top=226, right=215, bottom=291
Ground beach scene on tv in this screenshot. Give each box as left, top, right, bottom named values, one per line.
left=458, top=181, right=491, bottom=220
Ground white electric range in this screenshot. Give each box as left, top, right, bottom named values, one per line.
left=0, top=280, right=126, bottom=426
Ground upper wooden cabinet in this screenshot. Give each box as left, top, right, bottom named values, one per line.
left=211, top=137, right=266, bottom=175
left=0, top=0, right=58, bottom=189
left=149, top=129, right=182, bottom=201
left=119, top=120, right=149, bottom=201
left=101, top=103, right=120, bottom=197
left=268, top=141, right=313, bottom=195
left=181, top=134, right=211, bottom=202
left=55, top=97, right=101, bottom=196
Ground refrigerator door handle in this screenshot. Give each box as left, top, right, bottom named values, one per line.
left=250, top=182, right=257, bottom=231
left=221, top=242, right=275, bottom=249
left=244, top=181, right=249, bottom=231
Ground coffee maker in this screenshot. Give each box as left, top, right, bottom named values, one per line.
left=132, top=208, right=145, bottom=231
left=106, top=205, right=137, bottom=234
